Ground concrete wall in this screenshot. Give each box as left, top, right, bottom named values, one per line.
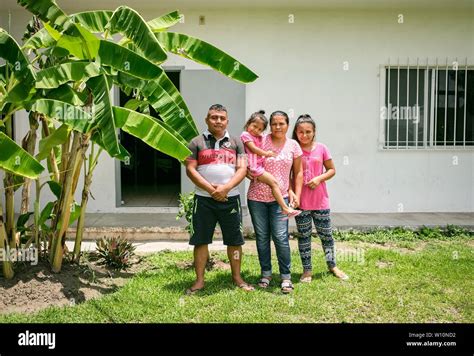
left=2, top=4, right=473, bottom=213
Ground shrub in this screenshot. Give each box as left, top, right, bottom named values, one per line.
left=176, top=192, right=195, bottom=234
left=95, top=236, right=136, bottom=270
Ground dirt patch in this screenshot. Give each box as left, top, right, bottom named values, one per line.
left=0, top=255, right=143, bottom=316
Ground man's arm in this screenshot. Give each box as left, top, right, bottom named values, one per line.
left=211, top=154, right=247, bottom=201
left=185, top=159, right=217, bottom=196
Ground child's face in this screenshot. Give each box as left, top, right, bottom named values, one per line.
left=247, top=120, right=266, bottom=136
left=295, top=123, right=315, bottom=145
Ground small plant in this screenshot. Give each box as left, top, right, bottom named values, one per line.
left=96, top=236, right=136, bottom=270
left=176, top=192, right=195, bottom=234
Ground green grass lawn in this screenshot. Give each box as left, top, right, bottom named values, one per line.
left=1, top=237, right=472, bottom=323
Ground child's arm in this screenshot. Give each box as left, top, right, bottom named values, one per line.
left=244, top=141, right=276, bottom=157
left=307, top=159, right=336, bottom=188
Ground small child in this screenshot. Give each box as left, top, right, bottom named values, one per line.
left=241, top=110, right=300, bottom=218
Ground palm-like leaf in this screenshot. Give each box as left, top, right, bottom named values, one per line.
left=109, top=6, right=167, bottom=64
left=113, top=106, right=191, bottom=161
left=147, top=11, right=181, bottom=32
left=155, top=32, right=258, bottom=83
left=36, top=62, right=101, bottom=89
left=0, top=131, right=44, bottom=179
left=87, top=74, right=120, bottom=156
left=31, top=99, right=96, bottom=133
left=117, top=72, right=198, bottom=143
left=0, top=28, right=36, bottom=103
left=70, top=11, right=113, bottom=33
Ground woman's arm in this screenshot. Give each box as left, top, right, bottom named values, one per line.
left=244, top=141, right=276, bottom=157
left=306, top=159, right=336, bottom=189
left=290, top=156, right=303, bottom=208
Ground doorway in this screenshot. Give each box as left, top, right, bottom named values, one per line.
left=119, top=71, right=181, bottom=207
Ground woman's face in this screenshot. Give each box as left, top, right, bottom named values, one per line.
left=270, top=115, right=289, bottom=139
left=295, top=122, right=315, bottom=146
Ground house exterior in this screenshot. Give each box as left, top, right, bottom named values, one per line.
left=1, top=0, right=473, bottom=214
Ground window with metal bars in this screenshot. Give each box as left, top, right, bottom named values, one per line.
left=380, top=60, right=473, bottom=149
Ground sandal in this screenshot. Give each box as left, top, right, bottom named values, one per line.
left=281, top=280, right=294, bottom=294
left=258, top=277, right=271, bottom=288
left=185, top=286, right=203, bottom=295
left=235, top=282, right=255, bottom=291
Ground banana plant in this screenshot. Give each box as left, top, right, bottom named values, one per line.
left=4, top=0, right=258, bottom=274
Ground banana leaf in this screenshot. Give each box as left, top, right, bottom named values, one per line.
left=91, top=130, right=130, bottom=161
left=17, top=0, right=73, bottom=32
left=22, top=27, right=55, bottom=50
left=0, top=131, right=44, bottom=179
left=87, top=74, right=120, bottom=156
left=31, top=99, right=96, bottom=133
left=155, top=32, right=258, bottom=83
left=117, top=72, right=197, bottom=143
left=36, top=61, right=101, bottom=89
left=108, top=6, right=167, bottom=64
left=147, top=11, right=181, bottom=32
left=36, top=124, right=70, bottom=161
left=113, top=106, right=191, bottom=161
left=97, top=40, right=163, bottom=80
left=70, top=11, right=113, bottom=33
left=0, top=28, right=36, bottom=101
left=45, top=84, right=88, bottom=106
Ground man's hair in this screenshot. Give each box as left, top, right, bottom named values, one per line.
left=208, top=104, right=227, bottom=113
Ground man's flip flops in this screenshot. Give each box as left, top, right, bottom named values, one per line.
left=185, top=287, right=203, bottom=296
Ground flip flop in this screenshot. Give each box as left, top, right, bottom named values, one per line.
left=235, top=282, right=255, bottom=291
left=185, top=287, right=203, bottom=295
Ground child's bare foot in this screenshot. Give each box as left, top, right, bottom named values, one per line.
left=300, top=271, right=312, bottom=283
left=329, top=267, right=349, bottom=280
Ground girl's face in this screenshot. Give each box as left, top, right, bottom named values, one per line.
left=247, top=119, right=266, bottom=136
left=270, top=115, right=289, bottom=139
left=295, top=122, right=316, bottom=146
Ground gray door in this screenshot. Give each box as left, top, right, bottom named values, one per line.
left=180, top=69, right=246, bottom=205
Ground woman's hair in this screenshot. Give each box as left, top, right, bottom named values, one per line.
left=292, top=114, right=316, bottom=142
left=244, top=110, right=268, bottom=130
left=269, top=110, right=289, bottom=125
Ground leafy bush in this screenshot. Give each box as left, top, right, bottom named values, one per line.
left=176, top=192, right=195, bottom=233
left=96, top=236, right=136, bottom=270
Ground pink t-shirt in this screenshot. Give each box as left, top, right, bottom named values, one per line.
left=240, top=131, right=265, bottom=174
left=247, top=134, right=303, bottom=202
left=300, top=142, right=332, bottom=210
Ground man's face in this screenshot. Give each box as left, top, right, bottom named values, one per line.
left=205, top=109, right=228, bottom=137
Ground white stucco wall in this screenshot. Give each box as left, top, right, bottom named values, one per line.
left=2, top=3, right=473, bottom=213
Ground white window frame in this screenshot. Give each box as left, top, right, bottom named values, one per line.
left=378, top=58, right=473, bottom=150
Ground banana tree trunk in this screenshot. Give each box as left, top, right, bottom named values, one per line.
left=73, top=145, right=100, bottom=263
left=3, top=117, right=16, bottom=249
left=50, top=131, right=90, bottom=272
left=20, top=112, right=39, bottom=214
left=0, top=204, right=14, bottom=279
left=40, top=116, right=60, bottom=182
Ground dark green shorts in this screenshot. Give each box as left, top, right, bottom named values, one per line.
left=190, top=195, right=244, bottom=246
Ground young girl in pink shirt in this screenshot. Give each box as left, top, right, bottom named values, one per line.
left=292, top=114, right=348, bottom=282
left=241, top=110, right=300, bottom=218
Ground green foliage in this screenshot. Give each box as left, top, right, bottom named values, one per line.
left=333, top=225, right=472, bottom=243
left=176, top=192, right=195, bottom=234
left=96, top=236, right=136, bottom=270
